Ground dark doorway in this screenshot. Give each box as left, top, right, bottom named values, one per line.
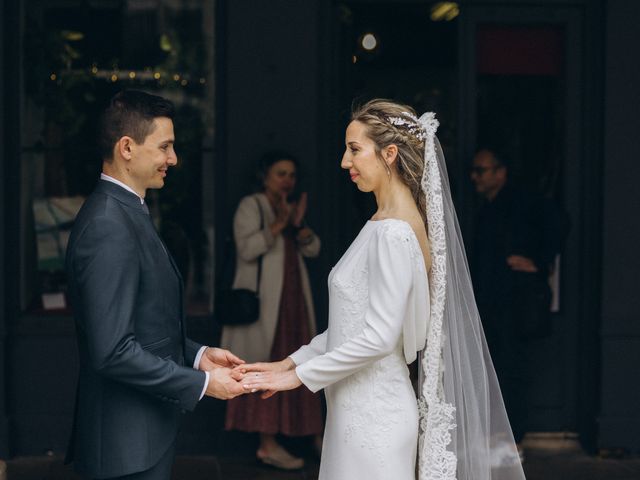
left=459, top=5, right=600, bottom=451
left=331, top=1, right=600, bottom=451
left=332, top=1, right=459, bottom=230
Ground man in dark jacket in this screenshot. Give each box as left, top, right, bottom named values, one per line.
left=470, top=148, right=568, bottom=446
left=66, top=91, right=245, bottom=479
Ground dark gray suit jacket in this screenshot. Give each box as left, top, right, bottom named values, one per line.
left=65, top=180, right=206, bottom=478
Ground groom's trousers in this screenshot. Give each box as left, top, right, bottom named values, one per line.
left=91, top=441, right=176, bottom=480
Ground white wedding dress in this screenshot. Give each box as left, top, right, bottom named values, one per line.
left=290, top=218, right=430, bottom=480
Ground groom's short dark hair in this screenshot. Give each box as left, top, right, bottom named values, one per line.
left=99, top=90, right=175, bottom=161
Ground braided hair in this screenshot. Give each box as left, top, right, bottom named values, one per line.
left=351, top=99, right=428, bottom=226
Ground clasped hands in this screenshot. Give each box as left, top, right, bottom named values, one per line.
left=198, top=348, right=301, bottom=400
left=271, top=192, right=313, bottom=244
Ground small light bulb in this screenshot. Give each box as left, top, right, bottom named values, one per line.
left=361, top=33, right=378, bottom=51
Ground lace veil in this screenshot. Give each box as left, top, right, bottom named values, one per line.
left=415, top=113, right=526, bottom=480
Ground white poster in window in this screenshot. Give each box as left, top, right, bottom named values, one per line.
left=33, top=196, right=85, bottom=271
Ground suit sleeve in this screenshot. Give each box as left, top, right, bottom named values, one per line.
left=71, top=216, right=205, bottom=411
left=184, top=338, right=204, bottom=367
left=295, top=227, right=413, bottom=392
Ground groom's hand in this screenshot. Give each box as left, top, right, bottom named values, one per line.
left=205, top=367, right=245, bottom=400
left=199, top=347, right=244, bottom=371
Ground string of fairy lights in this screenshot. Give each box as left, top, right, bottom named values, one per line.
left=48, top=65, right=207, bottom=88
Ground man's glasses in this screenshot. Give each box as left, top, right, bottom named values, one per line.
left=470, top=166, right=497, bottom=175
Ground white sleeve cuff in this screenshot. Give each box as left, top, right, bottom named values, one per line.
left=295, top=363, right=322, bottom=393
left=199, top=371, right=209, bottom=400
left=194, top=345, right=208, bottom=369
left=288, top=349, right=307, bottom=367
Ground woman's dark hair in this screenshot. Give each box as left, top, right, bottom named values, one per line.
left=257, top=150, right=300, bottom=181
left=98, top=90, right=175, bottom=161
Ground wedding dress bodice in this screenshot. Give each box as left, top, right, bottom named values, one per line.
left=290, top=219, right=430, bottom=480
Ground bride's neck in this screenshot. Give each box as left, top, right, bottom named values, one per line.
left=372, top=176, right=414, bottom=219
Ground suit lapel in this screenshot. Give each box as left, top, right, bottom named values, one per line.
left=98, top=180, right=188, bottom=340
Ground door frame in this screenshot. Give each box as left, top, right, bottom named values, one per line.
left=458, top=2, right=604, bottom=451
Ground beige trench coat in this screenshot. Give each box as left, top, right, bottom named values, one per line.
left=220, top=193, right=320, bottom=363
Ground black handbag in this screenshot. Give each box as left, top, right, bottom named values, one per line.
left=219, top=288, right=260, bottom=326
left=217, top=198, right=264, bottom=326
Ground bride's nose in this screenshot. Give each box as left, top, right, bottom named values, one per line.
left=341, top=152, right=351, bottom=169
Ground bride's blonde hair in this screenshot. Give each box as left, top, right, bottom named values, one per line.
left=351, top=99, right=428, bottom=224
left=351, top=99, right=431, bottom=267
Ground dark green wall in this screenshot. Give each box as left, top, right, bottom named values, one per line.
left=599, top=0, right=640, bottom=451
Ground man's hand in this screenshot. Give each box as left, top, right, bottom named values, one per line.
left=199, top=347, right=244, bottom=372
left=506, top=255, right=539, bottom=273
left=205, top=367, right=245, bottom=400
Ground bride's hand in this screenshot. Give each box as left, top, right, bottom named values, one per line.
left=234, top=357, right=295, bottom=375
left=242, top=369, right=302, bottom=399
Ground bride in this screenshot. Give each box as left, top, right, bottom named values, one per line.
left=240, top=99, right=526, bottom=480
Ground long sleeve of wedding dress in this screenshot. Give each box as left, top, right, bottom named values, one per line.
left=292, top=220, right=425, bottom=480
left=289, top=330, right=327, bottom=366
left=295, top=222, right=414, bottom=393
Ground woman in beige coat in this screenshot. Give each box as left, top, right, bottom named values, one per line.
left=221, top=151, right=323, bottom=469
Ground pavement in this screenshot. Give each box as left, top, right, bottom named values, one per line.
left=3, top=450, right=640, bottom=480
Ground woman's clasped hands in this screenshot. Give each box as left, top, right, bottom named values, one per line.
left=233, top=357, right=302, bottom=399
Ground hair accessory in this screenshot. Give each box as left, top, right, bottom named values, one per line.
left=386, top=112, right=427, bottom=141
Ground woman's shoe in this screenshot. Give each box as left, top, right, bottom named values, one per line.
left=257, top=447, right=304, bottom=470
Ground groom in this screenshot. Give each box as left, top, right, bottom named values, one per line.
left=65, top=90, right=245, bottom=479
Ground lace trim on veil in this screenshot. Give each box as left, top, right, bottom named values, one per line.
left=417, top=113, right=457, bottom=480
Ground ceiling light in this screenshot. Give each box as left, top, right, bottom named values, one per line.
left=430, top=2, right=460, bottom=22
left=361, top=33, right=378, bottom=51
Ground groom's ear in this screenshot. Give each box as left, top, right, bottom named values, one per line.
left=116, top=136, right=134, bottom=161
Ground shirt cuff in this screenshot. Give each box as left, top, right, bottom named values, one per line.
left=199, top=371, right=209, bottom=400
left=194, top=345, right=208, bottom=369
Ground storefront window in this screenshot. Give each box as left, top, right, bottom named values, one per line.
left=21, top=0, right=216, bottom=316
